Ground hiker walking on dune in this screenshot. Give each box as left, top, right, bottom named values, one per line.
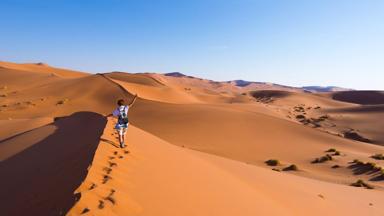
left=112, top=94, right=138, bottom=148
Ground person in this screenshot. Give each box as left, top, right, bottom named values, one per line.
left=111, top=94, right=138, bottom=148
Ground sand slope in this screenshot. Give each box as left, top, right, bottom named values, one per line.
left=68, top=118, right=384, bottom=216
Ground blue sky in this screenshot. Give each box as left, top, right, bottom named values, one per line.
left=1, top=0, right=383, bottom=89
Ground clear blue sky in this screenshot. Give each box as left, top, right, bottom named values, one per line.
left=1, top=0, right=383, bottom=89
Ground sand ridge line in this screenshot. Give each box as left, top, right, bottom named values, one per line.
left=67, top=118, right=131, bottom=215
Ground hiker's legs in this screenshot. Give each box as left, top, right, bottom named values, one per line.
left=115, top=123, right=128, bottom=148
left=118, top=132, right=123, bottom=145
left=117, top=129, right=124, bottom=147
left=117, top=127, right=127, bottom=148
left=121, top=128, right=127, bottom=147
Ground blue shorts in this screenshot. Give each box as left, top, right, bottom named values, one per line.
left=115, top=123, right=128, bottom=129
left=115, top=123, right=129, bottom=135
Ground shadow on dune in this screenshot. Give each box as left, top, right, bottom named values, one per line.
left=348, top=163, right=378, bottom=175
left=326, top=104, right=384, bottom=113
left=332, top=91, right=384, bottom=105
left=251, top=90, right=292, bottom=98
left=250, top=90, right=292, bottom=103
left=0, top=112, right=106, bottom=216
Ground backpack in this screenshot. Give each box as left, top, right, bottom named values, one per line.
left=118, top=106, right=129, bottom=124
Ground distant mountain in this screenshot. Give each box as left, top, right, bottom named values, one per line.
left=164, top=72, right=187, bottom=77
left=230, top=80, right=255, bottom=87
left=302, top=86, right=353, bottom=93
left=164, top=72, right=200, bottom=79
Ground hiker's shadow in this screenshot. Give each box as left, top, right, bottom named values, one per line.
left=100, top=138, right=120, bottom=148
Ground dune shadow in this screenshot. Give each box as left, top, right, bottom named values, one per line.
left=332, top=91, right=384, bottom=105
left=0, top=112, right=106, bottom=216
left=250, top=90, right=292, bottom=103
left=348, top=163, right=374, bottom=175
left=370, top=174, right=384, bottom=181
left=348, top=162, right=383, bottom=177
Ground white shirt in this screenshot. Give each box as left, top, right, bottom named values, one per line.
left=112, top=105, right=129, bottom=117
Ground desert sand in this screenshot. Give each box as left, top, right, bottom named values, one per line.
left=0, top=61, right=383, bottom=215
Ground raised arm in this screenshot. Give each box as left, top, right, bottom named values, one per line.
left=129, top=94, right=138, bottom=107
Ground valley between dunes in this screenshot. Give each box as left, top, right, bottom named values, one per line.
left=0, top=61, right=384, bottom=215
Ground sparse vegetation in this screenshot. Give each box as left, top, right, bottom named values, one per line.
left=350, top=159, right=384, bottom=174
left=312, top=154, right=333, bottom=163
left=352, top=159, right=363, bottom=164
left=318, top=115, right=329, bottom=121
left=265, top=159, right=280, bottom=166
left=294, top=106, right=305, bottom=112
left=344, top=130, right=371, bottom=143
left=371, top=154, right=384, bottom=160
left=350, top=179, right=374, bottom=189
left=282, top=164, right=298, bottom=171
left=325, top=148, right=341, bottom=156
left=325, top=148, right=336, bottom=153
left=333, top=151, right=341, bottom=156
left=56, top=98, right=69, bottom=105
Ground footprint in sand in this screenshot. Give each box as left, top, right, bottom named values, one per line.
left=109, top=156, right=115, bottom=160
left=108, top=161, right=117, bottom=168
left=103, top=167, right=113, bottom=175
left=102, top=175, right=112, bottom=184
left=81, top=207, right=90, bottom=214
left=104, top=189, right=116, bottom=205
left=124, top=150, right=129, bottom=154
left=118, top=155, right=124, bottom=159
left=113, top=151, right=118, bottom=155
left=98, top=200, right=105, bottom=209
left=89, top=183, right=97, bottom=190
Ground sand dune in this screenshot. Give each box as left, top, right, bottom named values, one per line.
left=0, top=72, right=136, bottom=119
left=0, top=61, right=383, bottom=215
left=0, top=61, right=87, bottom=78
left=0, top=117, right=52, bottom=140
left=68, top=119, right=384, bottom=215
